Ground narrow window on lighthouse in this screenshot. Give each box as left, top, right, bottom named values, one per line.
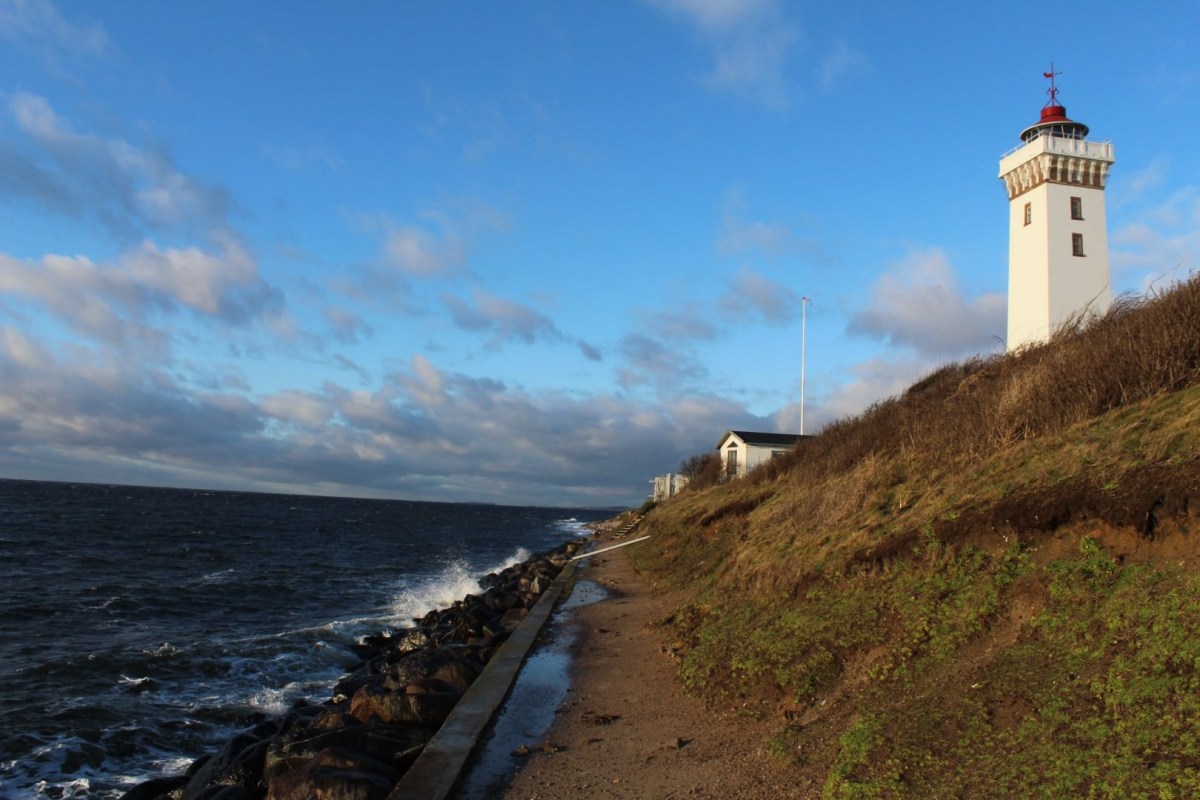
left=1070, top=196, right=1083, bottom=220
left=1023, top=202, right=1031, bottom=226
left=1072, top=233, right=1085, bottom=257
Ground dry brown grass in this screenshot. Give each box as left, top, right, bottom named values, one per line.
left=629, top=274, right=1200, bottom=799
left=658, top=273, right=1200, bottom=590
left=764, top=274, right=1199, bottom=488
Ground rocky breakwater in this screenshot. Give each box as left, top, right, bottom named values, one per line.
left=121, top=538, right=587, bottom=800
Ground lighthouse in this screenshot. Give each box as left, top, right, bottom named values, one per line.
left=999, top=69, right=1115, bottom=352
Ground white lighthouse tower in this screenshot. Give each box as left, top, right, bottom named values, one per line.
left=999, top=68, right=1115, bottom=352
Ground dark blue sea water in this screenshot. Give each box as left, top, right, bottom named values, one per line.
left=0, top=478, right=609, bottom=799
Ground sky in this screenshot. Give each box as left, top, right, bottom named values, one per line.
left=0, top=1, right=1197, bottom=508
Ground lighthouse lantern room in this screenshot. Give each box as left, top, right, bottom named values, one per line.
left=999, top=68, right=1115, bottom=352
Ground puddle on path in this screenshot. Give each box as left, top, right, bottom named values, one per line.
left=452, top=576, right=610, bottom=799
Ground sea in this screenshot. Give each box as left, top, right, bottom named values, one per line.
left=0, top=478, right=611, bottom=800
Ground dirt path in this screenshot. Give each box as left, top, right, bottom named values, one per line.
left=500, top=537, right=816, bottom=799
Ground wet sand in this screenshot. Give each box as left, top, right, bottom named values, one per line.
left=496, top=537, right=815, bottom=799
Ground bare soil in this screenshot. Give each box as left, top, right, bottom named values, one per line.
left=500, top=534, right=815, bottom=800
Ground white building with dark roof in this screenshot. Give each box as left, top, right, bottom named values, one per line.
left=716, top=430, right=807, bottom=479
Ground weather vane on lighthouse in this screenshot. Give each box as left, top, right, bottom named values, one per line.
left=1042, top=63, right=1062, bottom=106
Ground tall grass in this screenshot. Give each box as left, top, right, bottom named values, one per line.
left=632, top=274, right=1200, bottom=798
left=759, top=274, right=1200, bottom=492
left=640, top=272, right=1200, bottom=596
left=705, top=274, right=1200, bottom=576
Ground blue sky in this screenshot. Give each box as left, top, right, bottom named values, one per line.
left=0, top=1, right=1196, bottom=507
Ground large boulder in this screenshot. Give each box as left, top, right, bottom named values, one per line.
left=181, top=732, right=269, bottom=800
left=263, top=722, right=429, bottom=781
left=382, top=649, right=460, bottom=688
left=431, top=657, right=481, bottom=692
left=332, top=669, right=379, bottom=703
left=266, top=765, right=392, bottom=800
left=348, top=683, right=460, bottom=726
left=266, top=746, right=402, bottom=800
left=200, top=787, right=255, bottom=800
left=118, top=775, right=189, bottom=800
left=483, top=587, right=522, bottom=611
left=308, top=708, right=357, bottom=730
left=375, top=627, right=431, bottom=657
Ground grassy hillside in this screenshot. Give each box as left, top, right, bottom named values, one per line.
left=630, top=274, right=1200, bottom=798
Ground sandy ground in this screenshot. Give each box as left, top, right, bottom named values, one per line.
left=499, top=536, right=817, bottom=800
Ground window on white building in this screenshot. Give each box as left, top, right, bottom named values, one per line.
left=1023, top=202, right=1031, bottom=226
left=1072, top=233, right=1085, bottom=257
left=1070, top=196, right=1083, bottom=220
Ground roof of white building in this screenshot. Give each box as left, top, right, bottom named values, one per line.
left=716, top=430, right=808, bottom=449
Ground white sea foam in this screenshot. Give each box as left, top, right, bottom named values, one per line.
left=245, top=682, right=310, bottom=716
left=199, top=568, right=236, bottom=583
left=387, top=547, right=532, bottom=625
left=239, top=548, right=541, bottom=645
left=19, top=738, right=109, bottom=799
left=497, top=547, right=532, bottom=573
left=33, top=777, right=92, bottom=799
left=143, top=642, right=178, bottom=657
left=215, top=651, right=347, bottom=717
left=18, top=733, right=200, bottom=800
left=242, top=611, right=393, bottom=643
left=118, top=674, right=153, bottom=690
left=553, top=517, right=594, bottom=537
left=141, top=755, right=194, bottom=778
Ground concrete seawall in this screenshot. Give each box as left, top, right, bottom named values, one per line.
left=386, top=550, right=581, bottom=799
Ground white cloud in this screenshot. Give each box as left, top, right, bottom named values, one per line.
left=0, top=325, right=47, bottom=370
left=648, top=0, right=777, bottom=30
left=364, top=201, right=509, bottom=280
left=0, top=238, right=280, bottom=351
left=616, top=332, right=708, bottom=392
left=2, top=93, right=231, bottom=239
left=1109, top=157, right=1167, bottom=209
left=0, top=251, right=154, bottom=350
left=719, top=267, right=803, bottom=326
left=644, top=0, right=800, bottom=107
left=381, top=222, right=467, bottom=277
left=847, top=247, right=1006, bottom=358
left=323, top=307, right=373, bottom=345
left=717, top=187, right=834, bottom=263
left=1111, top=187, right=1200, bottom=288
left=0, top=327, right=262, bottom=456
left=260, top=391, right=334, bottom=429
left=719, top=216, right=802, bottom=259
left=621, top=266, right=804, bottom=394
left=0, top=0, right=109, bottom=57
left=0, top=334, right=776, bottom=505
left=441, top=287, right=601, bottom=359
left=818, top=39, right=870, bottom=92
left=630, top=192, right=817, bottom=350
left=443, top=288, right=560, bottom=343
left=123, top=237, right=261, bottom=316
left=11, top=89, right=64, bottom=139
left=642, top=304, right=720, bottom=342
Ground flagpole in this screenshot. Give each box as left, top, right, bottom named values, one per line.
left=800, top=296, right=810, bottom=436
